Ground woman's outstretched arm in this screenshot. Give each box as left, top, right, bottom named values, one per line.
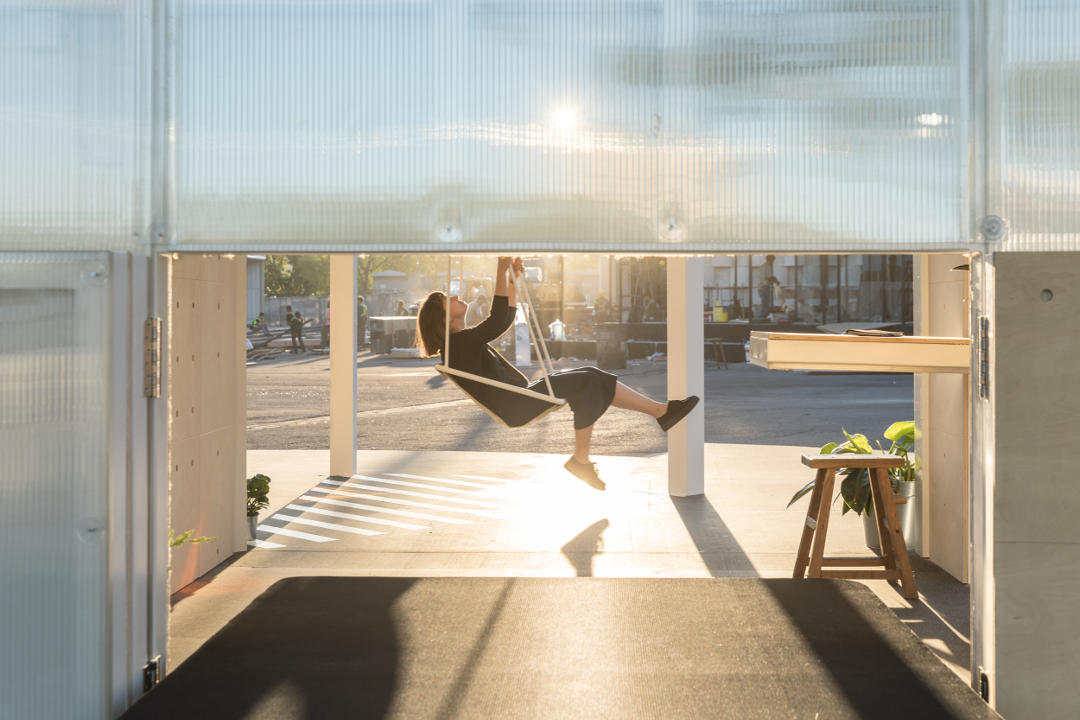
left=492, top=256, right=523, bottom=306
left=455, top=257, right=521, bottom=344
left=493, top=256, right=510, bottom=299
left=505, top=256, right=523, bottom=308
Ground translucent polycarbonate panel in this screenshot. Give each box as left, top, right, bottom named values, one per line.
left=174, top=1, right=971, bottom=253
left=0, top=255, right=111, bottom=717
left=0, top=2, right=144, bottom=251
left=996, top=1, right=1080, bottom=252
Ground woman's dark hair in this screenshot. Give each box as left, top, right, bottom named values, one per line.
left=416, top=291, right=446, bottom=357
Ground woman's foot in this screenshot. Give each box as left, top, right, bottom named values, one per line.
left=564, top=457, right=605, bottom=490
left=657, top=396, right=700, bottom=432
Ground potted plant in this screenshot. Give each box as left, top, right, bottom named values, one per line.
left=787, top=421, right=919, bottom=551
left=169, top=529, right=214, bottom=547
left=247, top=473, right=271, bottom=540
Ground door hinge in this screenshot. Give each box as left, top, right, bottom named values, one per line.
left=144, top=317, right=162, bottom=398
left=143, top=655, right=161, bottom=692
left=978, top=316, right=990, bottom=398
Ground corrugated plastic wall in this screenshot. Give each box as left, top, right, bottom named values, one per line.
left=2, top=1, right=1078, bottom=253
left=0, top=254, right=111, bottom=718
left=0, top=2, right=145, bottom=251
left=997, top=1, right=1080, bottom=251
left=172, top=0, right=971, bottom=252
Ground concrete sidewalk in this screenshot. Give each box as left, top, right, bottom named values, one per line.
left=169, top=444, right=971, bottom=683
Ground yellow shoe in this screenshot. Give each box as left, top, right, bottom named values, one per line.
left=564, top=457, right=605, bottom=491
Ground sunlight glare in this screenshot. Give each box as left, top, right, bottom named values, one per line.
left=552, top=105, right=578, bottom=133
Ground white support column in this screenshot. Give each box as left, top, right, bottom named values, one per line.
left=666, top=257, right=705, bottom=497
left=329, top=254, right=357, bottom=477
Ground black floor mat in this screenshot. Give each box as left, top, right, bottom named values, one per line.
left=123, top=577, right=997, bottom=720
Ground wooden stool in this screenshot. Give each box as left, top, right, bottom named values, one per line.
left=792, top=452, right=918, bottom=600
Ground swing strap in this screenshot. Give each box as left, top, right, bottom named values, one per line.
left=510, top=270, right=558, bottom=397
left=441, top=256, right=561, bottom=400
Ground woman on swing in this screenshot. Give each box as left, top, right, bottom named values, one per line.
left=417, top=256, right=698, bottom=490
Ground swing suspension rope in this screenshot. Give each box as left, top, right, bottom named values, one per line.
left=512, top=268, right=557, bottom=397
left=440, top=256, right=562, bottom=402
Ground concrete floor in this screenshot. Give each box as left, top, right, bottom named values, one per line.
left=169, top=444, right=972, bottom=685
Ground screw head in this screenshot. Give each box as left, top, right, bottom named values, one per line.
left=980, top=215, right=1007, bottom=242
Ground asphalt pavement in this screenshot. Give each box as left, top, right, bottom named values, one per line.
left=247, top=351, right=914, bottom=455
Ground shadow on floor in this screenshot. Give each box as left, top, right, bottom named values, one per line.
left=673, top=493, right=988, bottom=719
left=127, top=577, right=412, bottom=720
left=139, top=577, right=996, bottom=720
left=671, top=494, right=758, bottom=576
left=561, top=519, right=610, bottom=577
left=764, top=580, right=989, bottom=719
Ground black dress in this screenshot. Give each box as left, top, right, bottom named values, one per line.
left=443, top=295, right=617, bottom=429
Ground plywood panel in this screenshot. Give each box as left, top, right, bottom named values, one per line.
left=993, top=252, right=1080, bottom=718
left=913, top=253, right=970, bottom=582
left=168, top=255, right=246, bottom=593
left=170, top=276, right=198, bottom=443
left=995, top=253, right=1080, bottom=543
left=198, top=429, right=234, bottom=573
left=926, top=372, right=967, bottom=580
left=993, top=542, right=1080, bottom=720
left=750, top=332, right=970, bottom=373
left=199, top=279, right=229, bottom=430
left=168, top=435, right=201, bottom=593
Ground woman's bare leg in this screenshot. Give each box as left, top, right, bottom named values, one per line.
left=610, top=381, right=667, bottom=418
left=574, top=425, right=594, bottom=463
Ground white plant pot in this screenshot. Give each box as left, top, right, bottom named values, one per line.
left=862, top=479, right=918, bottom=552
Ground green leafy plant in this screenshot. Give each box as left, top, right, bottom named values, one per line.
left=247, top=473, right=271, bottom=517
left=787, top=421, right=919, bottom=516
left=169, top=529, right=215, bottom=547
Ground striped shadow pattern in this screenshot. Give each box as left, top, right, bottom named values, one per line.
left=248, top=471, right=514, bottom=549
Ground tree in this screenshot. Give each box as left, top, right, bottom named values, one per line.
left=357, top=254, right=449, bottom=295
left=288, top=256, right=330, bottom=295
left=264, top=255, right=293, bottom=296
left=357, top=255, right=393, bottom=296
left=264, top=255, right=330, bottom=296
left=268, top=253, right=490, bottom=297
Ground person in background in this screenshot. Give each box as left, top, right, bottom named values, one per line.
left=757, top=254, right=779, bottom=319
left=395, top=300, right=409, bottom=316
left=357, top=296, right=368, bottom=347
left=289, top=309, right=306, bottom=352
left=322, top=301, right=330, bottom=348
left=466, top=290, right=489, bottom=327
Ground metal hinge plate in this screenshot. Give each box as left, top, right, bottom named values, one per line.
left=978, top=316, right=990, bottom=398
left=143, top=655, right=161, bottom=692
left=144, top=317, right=162, bottom=398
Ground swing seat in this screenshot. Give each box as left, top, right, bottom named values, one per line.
left=435, top=364, right=566, bottom=428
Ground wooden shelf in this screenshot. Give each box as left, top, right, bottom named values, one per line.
left=749, top=332, right=970, bottom=373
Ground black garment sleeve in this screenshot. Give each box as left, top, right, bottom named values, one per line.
left=455, top=295, right=515, bottom=345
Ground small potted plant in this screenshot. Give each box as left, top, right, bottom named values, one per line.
left=247, top=473, right=271, bottom=540
left=787, top=421, right=919, bottom=551
left=169, top=529, right=214, bottom=547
